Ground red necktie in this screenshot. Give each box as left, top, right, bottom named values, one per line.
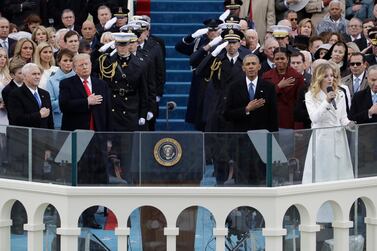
left=83, top=79, right=95, bottom=130
left=248, top=0, right=253, bottom=21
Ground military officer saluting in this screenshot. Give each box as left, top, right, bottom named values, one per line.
left=97, top=32, right=148, bottom=131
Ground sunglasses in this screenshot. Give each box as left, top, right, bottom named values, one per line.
left=350, top=62, right=362, bottom=66
left=290, top=18, right=297, bottom=21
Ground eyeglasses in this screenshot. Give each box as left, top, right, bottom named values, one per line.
left=63, top=16, right=74, bottom=19
left=348, top=25, right=362, bottom=28
left=350, top=62, right=362, bottom=66
left=290, top=18, right=297, bottom=21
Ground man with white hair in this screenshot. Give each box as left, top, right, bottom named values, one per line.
left=316, top=0, right=349, bottom=34
left=244, top=29, right=259, bottom=53
left=7, top=63, right=53, bottom=128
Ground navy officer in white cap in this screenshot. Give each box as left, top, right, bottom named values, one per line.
left=97, top=32, right=148, bottom=131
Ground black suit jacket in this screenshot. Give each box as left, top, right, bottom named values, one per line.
left=7, top=84, right=54, bottom=129
left=224, top=75, right=278, bottom=132
left=366, top=54, right=377, bottom=67
left=0, top=38, right=17, bottom=58
left=2, top=79, right=20, bottom=109
left=349, top=87, right=377, bottom=124
left=354, top=36, right=368, bottom=51
left=59, top=75, right=111, bottom=131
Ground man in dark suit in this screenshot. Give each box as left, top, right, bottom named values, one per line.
left=224, top=54, right=278, bottom=132
left=0, top=17, right=17, bottom=57
left=224, top=54, right=278, bottom=185
left=59, top=53, right=110, bottom=229
left=259, top=37, right=279, bottom=76
left=349, top=64, right=377, bottom=177
left=7, top=63, right=53, bottom=128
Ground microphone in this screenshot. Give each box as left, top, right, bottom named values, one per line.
left=326, top=86, right=337, bottom=110
left=167, top=101, right=177, bottom=111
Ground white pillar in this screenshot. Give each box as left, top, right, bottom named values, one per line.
left=213, top=227, right=228, bottom=251
left=115, top=227, right=130, bottom=251
left=56, top=227, right=81, bottom=251
left=24, top=223, right=45, bottom=251
left=0, top=220, right=12, bottom=251
left=332, top=221, right=353, bottom=251
left=164, top=227, right=179, bottom=251
left=262, top=228, right=287, bottom=251
left=299, top=224, right=320, bottom=251
left=365, top=217, right=377, bottom=251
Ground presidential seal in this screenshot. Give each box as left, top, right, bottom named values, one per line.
left=154, top=138, right=182, bottom=167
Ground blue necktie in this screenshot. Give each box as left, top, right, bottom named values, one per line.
left=33, top=92, right=41, bottom=108
left=353, top=77, right=360, bottom=93
left=248, top=83, right=255, bottom=100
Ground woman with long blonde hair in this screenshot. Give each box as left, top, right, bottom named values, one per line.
left=11, top=38, right=36, bottom=64
left=303, top=61, right=353, bottom=180
left=33, top=42, right=58, bottom=89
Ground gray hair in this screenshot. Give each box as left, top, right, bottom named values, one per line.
left=368, top=65, right=377, bottom=75
left=73, top=53, right=91, bottom=66
left=21, top=63, right=41, bottom=75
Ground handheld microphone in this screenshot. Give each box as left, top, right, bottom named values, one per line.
left=326, top=86, right=337, bottom=110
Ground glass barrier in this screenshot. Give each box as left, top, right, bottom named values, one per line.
left=268, top=126, right=357, bottom=187
left=1, top=123, right=377, bottom=187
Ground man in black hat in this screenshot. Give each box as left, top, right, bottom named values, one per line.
left=101, top=5, right=129, bottom=33
left=224, top=0, right=243, bottom=17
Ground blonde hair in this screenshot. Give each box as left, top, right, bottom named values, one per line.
left=31, top=25, right=50, bottom=44
left=33, top=42, right=55, bottom=69
left=0, top=48, right=11, bottom=84
left=298, top=18, right=315, bottom=36
left=12, top=38, right=36, bottom=63
left=100, top=32, right=114, bottom=44
left=309, top=61, right=339, bottom=96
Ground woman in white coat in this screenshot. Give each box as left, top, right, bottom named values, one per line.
left=303, top=61, right=354, bottom=183
left=303, top=61, right=354, bottom=223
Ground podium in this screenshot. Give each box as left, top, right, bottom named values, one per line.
left=136, top=132, right=204, bottom=251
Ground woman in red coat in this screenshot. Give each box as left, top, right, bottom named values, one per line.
left=262, top=47, right=305, bottom=129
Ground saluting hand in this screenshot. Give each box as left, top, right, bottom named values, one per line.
left=277, top=77, right=295, bottom=89
left=245, top=98, right=265, bottom=112
left=40, top=107, right=50, bottom=118
left=87, top=94, right=103, bottom=106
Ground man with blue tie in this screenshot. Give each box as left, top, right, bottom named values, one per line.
left=7, top=63, right=53, bottom=128
left=224, top=54, right=278, bottom=185
left=224, top=53, right=278, bottom=132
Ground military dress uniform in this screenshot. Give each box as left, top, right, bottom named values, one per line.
left=97, top=43, right=148, bottom=131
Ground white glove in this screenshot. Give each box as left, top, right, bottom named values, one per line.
left=219, top=9, right=230, bottom=22
left=156, top=96, right=161, bottom=102
left=211, top=41, right=228, bottom=57
left=138, top=118, right=146, bottom=125
left=110, top=49, right=117, bottom=56
left=104, top=17, right=117, bottom=30
left=208, top=36, right=222, bottom=47
left=99, top=41, right=115, bottom=53
left=147, top=112, right=154, bottom=121
left=191, top=28, right=208, bottom=38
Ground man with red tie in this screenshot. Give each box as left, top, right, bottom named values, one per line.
left=59, top=53, right=111, bottom=131
left=59, top=53, right=111, bottom=228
